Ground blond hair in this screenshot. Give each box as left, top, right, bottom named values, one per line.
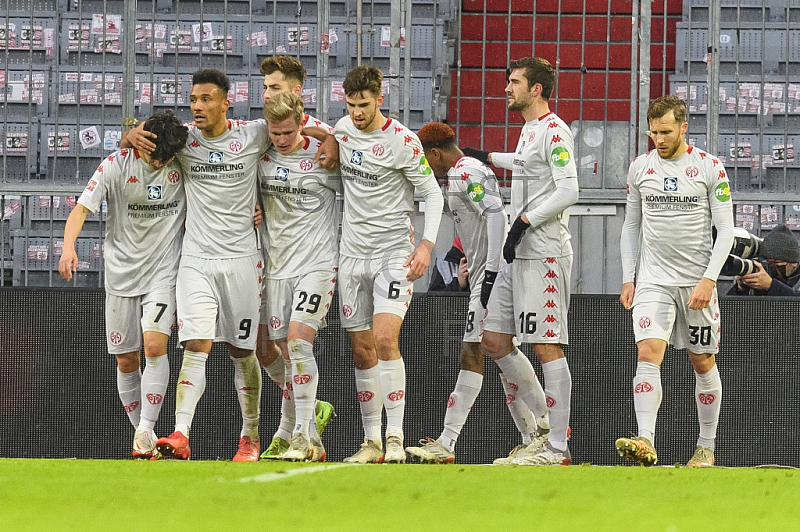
left=263, top=91, right=304, bottom=125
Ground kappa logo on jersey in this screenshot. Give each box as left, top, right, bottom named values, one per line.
left=529, top=131, right=536, bottom=142
left=147, top=185, right=162, bottom=201
left=190, top=140, right=200, bottom=148
left=550, top=134, right=562, bottom=143
left=544, top=300, right=557, bottom=308
left=372, top=143, right=385, bottom=157
left=419, top=156, right=432, bottom=176
left=467, top=182, right=485, bottom=202
left=275, top=167, right=290, bottom=182
left=229, top=140, right=243, bottom=153
left=646, top=168, right=656, bottom=175
left=86, top=179, right=98, bottom=192
left=686, top=166, right=699, bottom=178
left=127, top=176, right=139, bottom=184
left=350, top=151, right=363, bottom=166
left=663, top=177, right=678, bottom=192
left=209, top=151, right=224, bottom=163
left=715, top=181, right=731, bottom=202
left=299, top=158, right=313, bottom=171
left=551, top=147, right=571, bottom=167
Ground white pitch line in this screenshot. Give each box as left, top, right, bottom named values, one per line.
left=240, top=463, right=357, bottom=483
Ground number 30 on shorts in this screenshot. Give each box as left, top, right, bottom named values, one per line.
left=688, top=325, right=712, bottom=346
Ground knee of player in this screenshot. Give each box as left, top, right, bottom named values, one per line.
left=114, top=352, right=141, bottom=372
left=142, top=336, right=168, bottom=358
left=480, top=333, right=508, bottom=359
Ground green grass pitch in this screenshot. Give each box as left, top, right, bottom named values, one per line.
left=2, top=459, right=799, bottom=531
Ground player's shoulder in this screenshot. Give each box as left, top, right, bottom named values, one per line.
left=541, top=112, right=571, bottom=133
left=381, top=117, right=420, bottom=147
left=453, top=155, right=489, bottom=177
left=304, top=113, right=333, bottom=133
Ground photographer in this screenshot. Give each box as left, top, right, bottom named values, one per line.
left=728, top=224, right=800, bottom=296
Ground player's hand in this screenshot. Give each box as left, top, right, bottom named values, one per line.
left=619, top=282, right=635, bottom=310
left=503, top=216, right=530, bottom=263
left=480, top=270, right=497, bottom=308
left=315, top=135, right=340, bottom=170
left=404, top=239, right=434, bottom=281
left=254, top=203, right=263, bottom=228
left=59, top=246, right=79, bottom=281
left=740, top=262, right=773, bottom=291
left=122, top=122, right=157, bottom=154
left=688, top=277, right=716, bottom=310
left=462, top=147, right=491, bottom=165
left=457, top=257, right=469, bottom=289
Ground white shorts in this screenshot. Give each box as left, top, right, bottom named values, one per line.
left=631, top=282, right=721, bottom=354
left=105, top=288, right=176, bottom=354
left=260, top=268, right=337, bottom=340
left=176, top=254, right=263, bottom=350
left=483, top=256, right=572, bottom=344
left=338, top=251, right=413, bottom=331
left=462, top=286, right=485, bottom=344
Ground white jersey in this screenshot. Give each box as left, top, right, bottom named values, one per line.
left=335, top=116, right=440, bottom=258
left=78, top=148, right=185, bottom=296
left=303, top=113, right=333, bottom=134
left=493, top=112, right=577, bottom=259
left=178, top=119, right=268, bottom=258
left=624, top=145, right=733, bottom=286
left=257, top=136, right=340, bottom=278
left=446, top=155, right=506, bottom=283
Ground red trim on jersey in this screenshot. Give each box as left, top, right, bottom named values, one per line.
left=452, top=155, right=466, bottom=169
left=538, top=112, right=554, bottom=121
left=303, top=113, right=310, bottom=127
left=381, top=117, right=393, bottom=131
left=133, top=149, right=141, bottom=160
left=227, top=119, right=232, bottom=130
left=302, top=136, right=310, bottom=150
left=686, top=145, right=693, bottom=154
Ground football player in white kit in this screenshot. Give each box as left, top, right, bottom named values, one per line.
left=256, top=56, right=336, bottom=460
left=59, top=110, right=188, bottom=459
left=470, top=57, right=579, bottom=466
left=404, top=122, right=551, bottom=464
left=336, top=65, right=444, bottom=463
left=616, top=95, right=734, bottom=468
left=256, top=91, right=340, bottom=462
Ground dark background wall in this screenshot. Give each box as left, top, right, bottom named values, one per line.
left=1, top=289, right=797, bottom=466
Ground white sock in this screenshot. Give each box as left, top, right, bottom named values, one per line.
left=232, top=351, right=262, bottom=440
left=695, top=364, right=722, bottom=450
left=262, top=354, right=285, bottom=388
left=138, top=355, right=169, bottom=432
left=288, top=339, right=318, bottom=438
left=354, top=364, right=383, bottom=441
left=633, top=361, right=662, bottom=444
left=493, top=349, right=549, bottom=432
left=379, top=358, right=406, bottom=440
left=174, top=349, right=208, bottom=436
left=274, top=357, right=295, bottom=441
left=117, top=368, right=142, bottom=428
left=499, top=371, right=539, bottom=444
left=439, top=370, right=483, bottom=452
left=542, top=357, right=571, bottom=451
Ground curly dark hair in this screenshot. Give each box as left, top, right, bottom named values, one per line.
left=509, top=57, right=555, bottom=100
left=260, top=55, right=307, bottom=85
left=192, top=69, right=230, bottom=95
left=343, top=65, right=383, bottom=98
left=144, top=110, right=188, bottom=163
